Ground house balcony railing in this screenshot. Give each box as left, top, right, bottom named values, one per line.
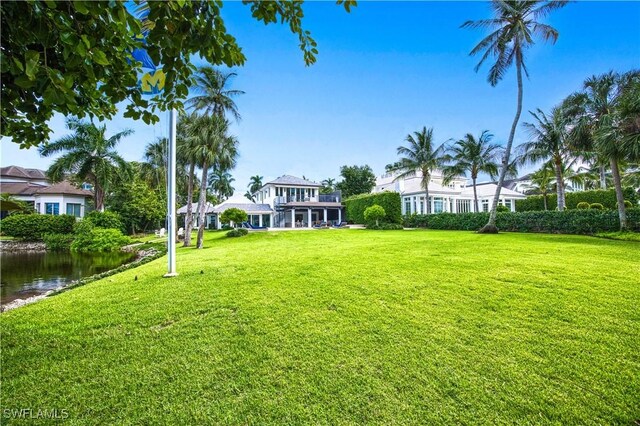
left=274, top=193, right=342, bottom=205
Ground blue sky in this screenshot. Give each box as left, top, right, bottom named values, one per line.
left=2, top=1, right=639, bottom=192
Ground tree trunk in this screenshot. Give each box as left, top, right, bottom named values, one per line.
left=95, top=184, right=105, bottom=212
left=554, top=157, right=566, bottom=211
left=183, top=163, right=195, bottom=247
left=543, top=193, right=548, bottom=211
left=610, top=158, right=627, bottom=231
left=425, top=173, right=430, bottom=215
left=472, top=176, right=479, bottom=213
left=599, top=165, right=607, bottom=189
left=196, top=162, right=209, bottom=249
left=479, top=54, right=524, bottom=233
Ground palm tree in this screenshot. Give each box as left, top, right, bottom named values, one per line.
left=442, top=130, right=500, bottom=213
left=176, top=113, right=201, bottom=247
left=187, top=66, right=244, bottom=119
left=244, top=191, right=255, bottom=202
left=190, top=115, right=239, bottom=248
left=394, top=127, right=447, bottom=214
left=209, top=169, right=236, bottom=201
left=247, top=175, right=263, bottom=194
left=39, top=118, right=132, bottom=211
left=321, top=178, right=336, bottom=194
left=567, top=70, right=639, bottom=230
left=525, top=164, right=555, bottom=211
left=519, top=106, right=576, bottom=211
left=462, top=0, right=567, bottom=232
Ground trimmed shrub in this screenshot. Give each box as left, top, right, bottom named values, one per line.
left=577, top=202, right=590, bottom=210
left=402, top=208, right=640, bottom=234
left=71, top=227, right=131, bottom=252
left=344, top=192, right=402, bottom=224
left=85, top=210, right=124, bottom=231
left=621, top=200, right=633, bottom=209
left=367, top=223, right=404, bottom=230
left=0, top=214, right=76, bottom=240
left=589, top=203, right=604, bottom=210
left=516, top=187, right=638, bottom=211
left=220, top=208, right=248, bottom=226
left=364, top=204, right=386, bottom=226
left=226, top=228, right=249, bottom=237
left=496, top=205, right=510, bottom=213
left=43, top=233, right=75, bottom=251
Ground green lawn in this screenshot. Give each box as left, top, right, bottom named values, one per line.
left=2, top=230, right=639, bottom=424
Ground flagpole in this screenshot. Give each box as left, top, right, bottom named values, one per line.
left=164, top=107, right=178, bottom=277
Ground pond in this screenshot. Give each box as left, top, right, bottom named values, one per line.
left=0, top=250, right=136, bottom=305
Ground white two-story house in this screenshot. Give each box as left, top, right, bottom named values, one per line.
left=254, top=175, right=344, bottom=227
left=373, top=169, right=526, bottom=215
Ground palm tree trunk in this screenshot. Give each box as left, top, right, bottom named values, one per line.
left=479, top=55, right=524, bottom=233
left=472, top=177, right=479, bottom=213
left=610, top=159, right=627, bottom=231
left=183, top=163, right=195, bottom=247
left=196, top=162, right=209, bottom=249
left=554, top=158, right=566, bottom=211
left=425, top=189, right=430, bottom=214
left=599, top=165, right=607, bottom=189
left=543, top=193, right=548, bottom=211
left=95, top=184, right=105, bottom=212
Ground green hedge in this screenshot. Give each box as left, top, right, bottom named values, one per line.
left=71, top=227, right=131, bottom=252
left=343, top=192, right=402, bottom=224
left=516, top=188, right=638, bottom=211
left=85, top=210, right=125, bottom=232
left=0, top=214, right=76, bottom=240
left=403, top=208, right=640, bottom=234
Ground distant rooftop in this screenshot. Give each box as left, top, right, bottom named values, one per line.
left=265, top=175, right=322, bottom=187
left=0, top=165, right=47, bottom=180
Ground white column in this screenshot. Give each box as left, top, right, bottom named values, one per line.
left=291, top=208, right=296, bottom=227
left=308, top=208, right=312, bottom=227
left=338, top=208, right=342, bottom=224
left=259, top=214, right=263, bottom=227
left=323, top=208, right=327, bottom=223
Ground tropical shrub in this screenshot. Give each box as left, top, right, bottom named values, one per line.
left=85, top=211, right=124, bottom=232
left=577, top=202, right=590, bottom=209
left=0, top=214, right=76, bottom=240
left=43, top=233, right=75, bottom=251
left=621, top=200, right=633, bottom=209
left=71, top=227, right=131, bottom=252
left=589, top=203, right=604, bottom=210
left=403, top=208, right=640, bottom=234
left=516, top=188, right=638, bottom=211
left=364, top=204, right=386, bottom=226
left=226, top=228, right=249, bottom=238
left=496, top=205, right=510, bottom=213
left=220, top=208, right=248, bottom=226
left=344, top=192, right=402, bottom=224
left=367, top=223, right=404, bottom=230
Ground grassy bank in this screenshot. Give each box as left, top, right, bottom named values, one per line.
left=1, top=230, right=639, bottom=424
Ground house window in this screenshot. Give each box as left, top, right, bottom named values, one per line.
left=419, top=197, right=425, bottom=214
left=456, top=199, right=471, bottom=213
left=504, top=199, right=512, bottom=211
left=482, top=199, right=489, bottom=212
left=45, top=202, right=60, bottom=215
left=404, top=197, right=411, bottom=215
left=66, top=203, right=82, bottom=217
left=433, top=197, right=444, bottom=213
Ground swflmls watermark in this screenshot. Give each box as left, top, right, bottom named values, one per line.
left=3, top=408, right=69, bottom=420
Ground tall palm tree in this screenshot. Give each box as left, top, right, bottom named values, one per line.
left=462, top=0, right=567, bottom=232
left=187, top=66, right=244, bottom=119
left=321, top=178, right=336, bottom=194
left=176, top=113, right=201, bottom=247
left=191, top=115, right=239, bottom=248
left=442, top=130, right=500, bottom=213
left=394, top=127, right=447, bottom=214
left=209, top=169, right=235, bottom=201
left=567, top=70, right=639, bottom=230
left=247, top=175, right=263, bottom=194
left=519, top=106, right=575, bottom=211
left=525, top=164, right=555, bottom=211
left=39, top=118, right=132, bottom=211
left=244, top=191, right=255, bottom=201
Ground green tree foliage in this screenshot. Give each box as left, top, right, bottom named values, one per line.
left=1, top=0, right=355, bottom=146
left=515, top=188, right=638, bottom=212
left=462, top=0, right=567, bottom=232
left=85, top=211, right=125, bottom=232
left=336, top=165, right=377, bottom=199
left=0, top=214, right=76, bottom=241
left=38, top=118, right=132, bottom=211
left=394, top=127, right=447, bottom=214
left=320, top=178, right=336, bottom=194
left=364, top=204, right=386, bottom=226
left=106, top=168, right=165, bottom=235
left=343, top=192, right=402, bottom=224
left=248, top=175, right=264, bottom=194
left=220, top=208, right=248, bottom=225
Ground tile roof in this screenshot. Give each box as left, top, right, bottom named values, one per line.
left=213, top=203, right=273, bottom=213
left=0, top=165, right=47, bottom=180
left=34, top=181, right=93, bottom=196
left=0, top=182, right=46, bottom=196
left=265, top=175, right=322, bottom=187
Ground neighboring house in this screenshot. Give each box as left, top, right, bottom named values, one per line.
left=178, top=175, right=345, bottom=229
left=253, top=175, right=344, bottom=227
left=0, top=165, right=93, bottom=219
left=373, top=169, right=526, bottom=214
left=502, top=173, right=585, bottom=194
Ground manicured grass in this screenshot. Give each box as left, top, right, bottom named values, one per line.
left=595, top=231, right=640, bottom=242
left=2, top=230, right=639, bottom=424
